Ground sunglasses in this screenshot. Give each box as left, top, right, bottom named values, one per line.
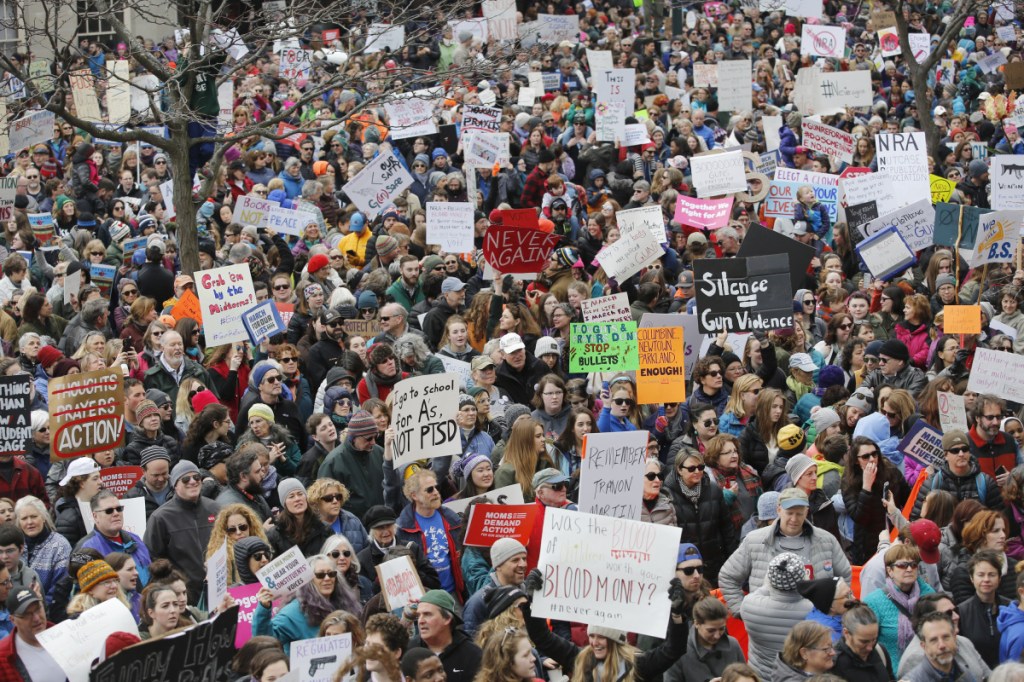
left=838, top=323, right=853, bottom=330
left=889, top=561, right=919, bottom=570
left=263, top=375, right=282, bottom=383
left=677, top=565, right=704, bottom=575
left=321, top=493, right=344, bottom=503
left=947, top=446, right=970, bottom=455
left=882, top=410, right=899, bottom=420
left=122, top=289, right=138, bottom=296
left=227, top=523, right=249, bottom=534
left=644, top=472, right=664, bottom=481
left=315, top=570, right=338, bottom=579
left=679, top=463, right=707, bottom=473
left=251, top=550, right=272, bottom=562
left=423, top=485, right=437, bottom=494
left=705, top=370, right=722, bottom=378
left=178, top=473, right=202, bottom=485
left=273, top=284, right=290, bottom=290
left=612, top=398, right=635, bottom=407
left=279, top=356, right=297, bottom=363
left=702, top=418, right=720, bottom=428
left=328, top=549, right=353, bottom=559
left=546, top=483, right=567, bottom=491
left=803, top=299, right=815, bottom=305
left=857, top=451, right=880, bottom=461
left=97, top=506, right=124, bottom=515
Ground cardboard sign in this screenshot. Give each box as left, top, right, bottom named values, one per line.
left=569, top=322, right=640, bottom=373
left=970, top=347, right=1024, bottom=403
left=99, top=465, right=144, bottom=498
left=207, top=539, right=229, bottom=614
left=278, top=48, right=312, bottom=85
left=581, top=293, right=632, bottom=323
left=691, top=150, right=747, bottom=197
left=343, top=150, right=414, bottom=219
left=533, top=508, right=681, bottom=638
left=860, top=198, right=936, bottom=252
left=929, top=175, right=955, bottom=204
left=736, top=224, right=815, bottom=295
left=232, top=195, right=278, bottom=227
left=90, top=263, right=116, bottom=298
left=427, top=202, right=475, bottom=252
left=578, top=432, right=648, bottom=520
left=257, top=545, right=314, bottom=599
left=243, top=300, right=287, bottom=345
left=463, top=503, right=539, bottom=546
left=938, top=392, right=969, bottom=434
left=463, top=131, right=511, bottom=168
left=376, top=556, right=425, bottom=611
left=973, top=211, right=1020, bottom=265
left=265, top=206, right=318, bottom=237
left=443, top=483, right=526, bottom=514
left=80, top=496, right=146, bottom=538
left=640, top=313, right=703, bottom=381
left=0, top=375, right=31, bottom=455
left=801, top=119, right=855, bottom=164
left=89, top=605, right=238, bottom=682
left=461, top=104, right=502, bottom=133
left=69, top=69, right=101, bottom=122
left=291, top=633, right=353, bottom=682
left=855, top=226, right=916, bottom=280
left=196, top=264, right=257, bottom=346
left=9, top=109, right=54, bottom=152
left=801, top=25, right=846, bottom=58
left=693, top=255, right=794, bottom=334
left=390, top=374, right=460, bottom=468
left=933, top=202, right=990, bottom=250
left=483, top=224, right=560, bottom=275
left=594, top=69, right=635, bottom=113
left=876, top=132, right=930, bottom=205
left=898, top=421, right=945, bottom=470
left=40, top=598, right=138, bottom=682
left=64, top=269, right=81, bottom=307
left=716, top=59, right=752, bottom=113
left=170, top=288, right=203, bottom=323
left=990, top=156, right=1024, bottom=210
left=674, top=196, right=733, bottom=229
left=343, top=319, right=381, bottom=338
left=27, top=212, right=54, bottom=243
left=943, top=306, right=982, bottom=335
left=637, top=327, right=686, bottom=405
left=49, top=368, right=124, bottom=459
left=483, top=0, right=517, bottom=41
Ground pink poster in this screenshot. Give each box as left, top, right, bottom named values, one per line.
left=228, top=583, right=261, bottom=648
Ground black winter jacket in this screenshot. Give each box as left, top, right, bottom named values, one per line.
left=663, top=470, right=737, bottom=584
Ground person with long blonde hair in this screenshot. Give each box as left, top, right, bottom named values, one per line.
left=493, top=418, right=553, bottom=500
left=472, top=627, right=538, bottom=682
left=720, top=374, right=764, bottom=437
left=206, top=504, right=269, bottom=586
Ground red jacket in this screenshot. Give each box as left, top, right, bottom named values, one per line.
left=0, top=459, right=48, bottom=508
left=0, top=625, right=55, bottom=682
left=895, top=320, right=930, bottom=369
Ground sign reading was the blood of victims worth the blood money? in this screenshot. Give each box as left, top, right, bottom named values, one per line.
left=49, top=368, right=125, bottom=459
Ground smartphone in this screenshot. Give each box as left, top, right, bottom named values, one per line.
left=997, top=466, right=1009, bottom=477
left=882, top=481, right=890, bottom=501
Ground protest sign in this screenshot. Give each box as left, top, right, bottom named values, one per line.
left=375, top=556, right=426, bottom=611
left=64, top=269, right=81, bottom=307
left=265, top=206, right=317, bottom=238
left=483, top=0, right=517, bottom=40
left=89, top=606, right=238, bottom=682
left=578, top=431, right=648, bottom=520
left=216, top=81, right=234, bottom=132
left=427, top=202, right=475, bottom=252
left=444, top=483, right=526, bottom=514
left=50, top=368, right=124, bottom=459
left=693, top=63, right=718, bottom=88
left=765, top=167, right=840, bottom=223
left=232, top=195, right=277, bottom=227
left=594, top=69, right=635, bottom=113
left=878, top=27, right=901, bottom=57
left=933, top=202, right=989, bottom=250
left=1006, top=62, right=1024, bottom=89
left=674, top=195, right=733, bottom=229
left=991, top=156, right=1024, bottom=210
left=693, top=255, right=794, bottom=334
left=105, top=61, right=130, bottom=125
left=28, top=212, right=54, bottom=243
left=0, top=375, right=31, bottom=455
left=691, top=151, right=747, bottom=197
left=228, top=583, right=261, bottom=648
left=758, top=0, right=822, bottom=18
left=391, top=374, right=460, bottom=468
left=973, top=211, right=1020, bottom=266
left=279, top=48, right=312, bottom=85
left=938, top=391, right=969, bottom=434
left=637, top=327, right=686, bottom=405
left=365, top=23, right=405, bottom=52
left=595, top=101, right=627, bottom=142
left=464, top=503, right=539, bottom=546
left=291, top=634, right=353, bottom=682
left=929, top=175, right=956, bottom=204
left=40, top=598, right=138, bottom=682
left=622, top=123, right=651, bottom=147
left=99, top=466, right=143, bottom=500
left=898, top=421, right=945, bottom=470
left=69, top=69, right=101, bottom=121
left=533, top=508, right=681, bottom=637
left=569, top=322, right=640, bottom=373
left=437, top=356, right=472, bottom=391
left=158, top=178, right=175, bottom=220
left=943, top=306, right=982, bottom=335
left=464, top=131, right=511, bottom=168
left=716, top=59, right=751, bottom=112
left=80, top=496, right=146, bottom=538
left=764, top=114, right=782, bottom=151
left=207, top=540, right=229, bottom=614
left=461, top=104, right=502, bottom=133
left=860, top=199, right=936, bottom=251
left=640, top=313, right=703, bottom=380
left=801, top=25, right=846, bottom=58
left=196, top=264, right=257, bottom=346
left=344, top=319, right=381, bottom=339
left=971, top=347, right=1024, bottom=403
left=586, top=49, right=614, bottom=72
left=343, top=150, right=414, bottom=219
left=170, top=288, right=203, bottom=323
left=483, top=224, right=560, bottom=275
left=90, top=263, right=116, bottom=298
left=0, top=177, right=14, bottom=222
left=258, top=545, right=315, bottom=599
left=243, top=300, right=287, bottom=345
left=9, top=109, right=54, bottom=152
left=855, top=226, right=916, bottom=280
left=876, top=132, right=930, bottom=204
left=581, top=293, right=632, bottom=323
left=978, top=51, right=1008, bottom=74
left=384, top=96, right=438, bottom=140
left=536, top=13, right=580, bottom=42
left=617, top=205, right=666, bottom=244
left=796, top=70, right=871, bottom=115
left=801, top=119, right=855, bottom=164
left=841, top=171, right=902, bottom=216
left=594, top=225, right=664, bottom=282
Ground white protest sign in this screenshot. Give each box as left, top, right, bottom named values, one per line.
left=536, top=13, right=579, bottom=42
left=464, top=131, right=511, bottom=168
left=581, top=293, right=632, bottom=322
left=622, top=123, right=651, bottom=147
left=759, top=0, right=821, bottom=18
left=596, top=101, right=627, bottom=143
left=279, top=48, right=312, bottom=85
left=801, top=25, right=846, bottom=58
left=991, top=156, right=1024, bottom=210
left=233, top=195, right=278, bottom=227
left=973, top=211, right=1020, bottom=265
left=483, top=0, right=517, bottom=41
left=9, top=109, right=54, bottom=153
left=343, top=150, right=414, bottom=219
left=594, top=221, right=664, bottom=281
left=938, top=391, right=968, bottom=433
left=876, top=132, right=931, bottom=205
left=803, top=70, right=872, bottom=115
left=444, top=483, right=525, bottom=514
left=764, top=114, right=783, bottom=151
left=909, top=33, right=931, bottom=62
left=427, top=202, right=475, bottom=252
left=79, top=496, right=147, bottom=538
left=70, top=69, right=102, bottom=122
left=461, top=104, right=502, bottom=133
left=38, top=598, right=139, bottom=682
left=437, top=356, right=472, bottom=391
left=801, top=119, right=856, bottom=164
left=992, top=318, right=1019, bottom=341
left=861, top=198, right=936, bottom=251
left=997, top=25, right=1017, bottom=42
left=365, top=23, right=406, bottom=53
left=159, top=178, right=175, bottom=220
left=106, top=60, right=131, bottom=125
left=265, top=206, right=318, bottom=237
left=376, top=556, right=425, bottom=611
left=384, top=96, right=438, bottom=140
left=0, top=176, right=13, bottom=223
left=450, top=18, right=489, bottom=44
left=586, top=49, right=614, bottom=72
left=578, top=431, right=648, bottom=520
left=693, top=63, right=718, bottom=88
left=856, top=227, right=915, bottom=278
left=878, top=27, right=902, bottom=57
left=517, top=87, right=537, bottom=107
left=258, top=545, right=315, bottom=598
left=243, top=300, right=287, bottom=344
left=594, top=69, right=635, bottom=113
left=969, top=347, right=1024, bottom=403
left=207, top=539, right=229, bottom=612
left=716, top=59, right=751, bottom=113
left=217, top=80, right=234, bottom=132
left=533, top=508, right=681, bottom=637
left=64, top=269, right=81, bottom=306
left=195, top=263, right=257, bottom=346
left=617, top=205, right=667, bottom=245
left=691, top=150, right=747, bottom=197
left=291, top=633, right=353, bottom=682
left=978, top=51, right=1008, bottom=74
left=841, top=171, right=903, bottom=216
left=391, top=373, right=460, bottom=468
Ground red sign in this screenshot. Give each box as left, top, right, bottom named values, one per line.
left=463, top=503, right=538, bottom=547
left=483, top=225, right=561, bottom=275
left=839, top=166, right=871, bottom=180
left=100, top=466, right=144, bottom=498
left=275, top=122, right=306, bottom=150
left=493, top=208, right=540, bottom=229
left=321, top=29, right=340, bottom=43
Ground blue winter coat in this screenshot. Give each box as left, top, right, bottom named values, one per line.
left=998, top=601, right=1024, bottom=663
left=277, top=169, right=305, bottom=199
left=252, top=599, right=318, bottom=656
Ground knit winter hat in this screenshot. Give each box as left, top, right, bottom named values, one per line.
left=452, top=453, right=491, bottom=484
left=785, top=454, right=817, bottom=485
left=347, top=410, right=377, bottom=440
left=767, top=552, right=805, bottom=592
left=879, top=339, right=910, bottom=362
left=251, top=361, right=277, bottom=388
left=375, top=235, right=399, bottom=258
left=234, top=536, right=272, bottom=584
left=198, top=441, right=234, bottom=471
left=135, top=400, right=160, bottom=423
left=936, top=273, right=956, bottom=289
left=308, top=253, right=330, bottom=273
left=169, top=460, right=200, bottom=489
left=502, top=404, right=532, bottom=438
left=777, top=424, right=806, bottom=456
left=810, top=407, right=840, bottom=434
left=145, top=389, right=172, bottom=408
left=277, top=477, right=305, bottom=502
left=77, top=560, right=118, bottom=593
left=484, top=585, right=528, bottom=620
left=757, top=491, right=780, bottom=521
left=139, top=445, right=170, bottom=468
left=587, top=624, right=628, bottom=645
left=797, top=577, right=841, bottom=614
left=191, top=389, right=220, bottom=414
left=490, top=538, right=527, bottom=568
left=817, top=365, right=844, bottom=389
left=37, top=345, right=63, bottom=369
left=247, top=403, right=275, bottom=424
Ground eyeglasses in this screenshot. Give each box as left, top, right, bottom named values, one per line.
left=702, top=418, right=720, bottom=428
left=612, top=398, right=635, bottom=407
left=947, top=446, right=970, bottom=455
left=857, top=451, right=880, bottom=461
left=252, top=550, right=272, bottom=562
left=227, top=523, right=249, bottom=534
left=838, top=323, right=853, bottom=330
left=644, top=472, right=664, bottom=481
left=155, top=160, right=166, bottom=165
left=705, top=370, right=722, bottom=378
left=882, top=410, right=899, bottom=420
left=263, top=375, right=282, bottom=383
left=889, top=561, right=919, bottom=570
left=96, top=506, right=124, bottom=515
left=677, top=565, right=704, bottom=575
left=545, top=483, right=567, bottom=491
left=980, top=414, right=1002, bottom=422
left=422, top=485, right=437, bottom=494
left=679, top=463, right=707, bottom=473
left=878, top=357, right=890, bottom=365
left=321, top=493, right=344, bottom=503
left=273, top=283, right=290, bottom=291
left=122, top=289, right=138, bottom=296
left=315, top=570, right=338, bottom=579
left=178, top=473, right=202, bottom=485
left=328, top=549, right=352, bottom=559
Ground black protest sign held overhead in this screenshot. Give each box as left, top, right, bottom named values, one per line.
left=735, top=223, right=815, bottom=295
left=694, top=254, right=794, bottom=334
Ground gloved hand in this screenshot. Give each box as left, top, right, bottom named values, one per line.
left=524, top=568, right=544, bottom=596
left=655, top=416, right=668, bottom=433
left=668, top=577, right=685, bottom=603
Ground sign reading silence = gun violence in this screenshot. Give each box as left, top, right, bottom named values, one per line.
left=693, top=255, right=794, bottom=334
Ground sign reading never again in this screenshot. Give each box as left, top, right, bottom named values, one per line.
left=693, top=255, right=794, bottom=334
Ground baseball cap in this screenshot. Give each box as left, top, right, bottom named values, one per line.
left=6, top=589, right=41, bottom=616
left=792, top=221, right=810, bottom=235
left=499, top=333, right=526, bottom=354
left=441, top=277, right=466, bottom=294
left=687, top=232, right=708, bottom=246
left=909, top=519, right=942, bottom=564
left=471, top=355, right=496, bottom=371
left=532, top=468, right=570, bottom=490
left=679, top=271, right=695, bottom=288
left=778, top=487, right=810, bottom=509
left=941, top=430, right=970, bottom=451
left=60, top=457, right=101, bottom=486
left=789, top=353, right=817, bottom=372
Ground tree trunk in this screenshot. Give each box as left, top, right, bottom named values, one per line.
left=168, top=120, right=200, bottom=274
left=909, top=64, right=942, bottom=161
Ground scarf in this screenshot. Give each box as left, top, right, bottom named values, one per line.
left=884, top=576, right=921, bottom=650
left=679, top=478, right=702, bottom=507
left=787, top=375, right=812, bottom=401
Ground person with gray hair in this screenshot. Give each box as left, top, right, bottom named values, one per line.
left=832, top=605, right=893, bottom=682
left=297, top=180, right=327, bottom=233
left=13, top=495, right=69, bottom=607
left=990, top=662, right=1024, bottom=682
left=394, top=333, right=444, bottom=376
left=143, top=330, right=217, bottom=408
left=59, top=297, right=110, bottom=354
left=16, top=332, right=41, bottom=373
left=279, top=156, right=304, bottom=198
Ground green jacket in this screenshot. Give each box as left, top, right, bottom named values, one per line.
left=386, top=279, right=425, bottom=312
left=143, top=358, right=217, bottom=407
left=317, top=439, right=386, bottom=520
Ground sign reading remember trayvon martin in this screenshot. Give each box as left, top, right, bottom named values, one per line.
left=693, top=255, right=793, bottom=334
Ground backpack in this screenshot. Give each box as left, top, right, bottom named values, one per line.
left=931, top=469, right=988, bottom=502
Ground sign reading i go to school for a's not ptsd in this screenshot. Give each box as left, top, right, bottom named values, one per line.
left=391, top=373, right=460, bottom=468
left=637, top=327, right=687, bottom=405
left=876, top=132, right=930, bottom=205
left=581, top=293, right=632, bottom=322
left=196, top=264, right=256, bottom=346
left=578, top=431, right=647, bottom=520
left=232, top=195, right=277, bottom=227
left=0, top=375, right=31, bottom=455
left=49, top=368, right=124, bottom=459
left=291, top=633, right=353, bottom=682
left=343, top=150, right=414, bottom=219
left=693, top=255, right=793, bottom=334
left=533, top=508, right=681, bottom=637
left=242, top=300, right=286, bottom=345
left=938, top=391, right=969, bottom=433
left=569, top=322, right=640, bottom=373
left=257, top=545, right=314, bottom=599
left=376, top=556, right=425, bottom=611
left=427, top=202, right=475, bottom=252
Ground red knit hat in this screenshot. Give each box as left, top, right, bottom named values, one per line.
left=190, top=389, right=220, bottom=414
left=37, top=345, right=63, bottom=369
left=100, top=631, right=141, bottom=662
left=308, top=253, right=330, bottom=273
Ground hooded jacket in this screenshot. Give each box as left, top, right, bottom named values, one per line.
left=742, top=584, right=813, bottom=679
left=664, top=470, right=737, bottom=583
left=317, top=438, right=386, bottom=520
left=664, top=625, right=745, bottom=682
